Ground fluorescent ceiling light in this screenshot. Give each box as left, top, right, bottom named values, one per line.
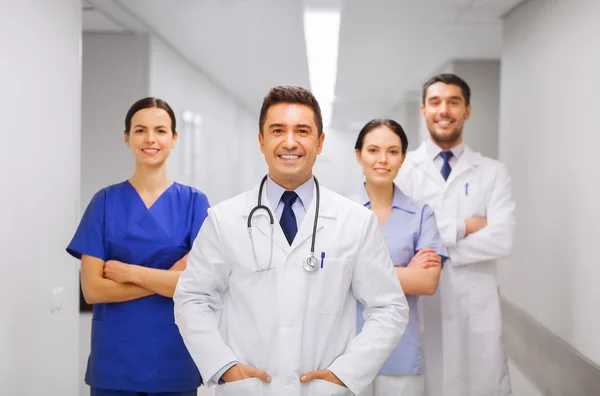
left=303, top=9, right=341, bottom=129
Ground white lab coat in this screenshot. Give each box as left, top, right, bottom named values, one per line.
left=396, top=143, right=515, bottom=396
left=174, top=183, right=409, bottom=396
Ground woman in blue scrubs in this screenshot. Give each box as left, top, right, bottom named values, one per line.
left=67, top=97, right=209, bottom=396
left=353, top=119, right=448, bottom=396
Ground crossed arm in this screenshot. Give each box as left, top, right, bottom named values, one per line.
left=436, top=166, right=515, bottom=266
left=80, top=253, right=188, bottom=304
left=395, top=249, right=442, bottom=295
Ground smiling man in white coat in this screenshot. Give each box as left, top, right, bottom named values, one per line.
left=396, top=74, right=516, bottom=396
left=174, top=86, right=409, bottom=396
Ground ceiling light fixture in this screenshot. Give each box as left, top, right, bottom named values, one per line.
left=303, top=8, right=341, bottom=129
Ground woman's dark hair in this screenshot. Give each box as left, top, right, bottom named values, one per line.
left=354, top=119, right=408, bottom=154
left=124, top=97, right=177, bottom=135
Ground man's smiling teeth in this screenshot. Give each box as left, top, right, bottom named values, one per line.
left=280, top=155, right=300, bottom=159
left=437, top=120, right=453, bottom=126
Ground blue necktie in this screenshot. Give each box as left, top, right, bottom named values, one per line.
left=280, top=191, right=298, bottom=245
left=440, top=151, right=453, bottom=181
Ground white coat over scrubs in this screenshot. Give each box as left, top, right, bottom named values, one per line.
left=174, top=181, right=409, bottom=396
left=396, top=142, right=516, bottom=396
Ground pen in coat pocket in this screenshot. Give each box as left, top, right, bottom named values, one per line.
left=465, top=183, right=469, bottom=196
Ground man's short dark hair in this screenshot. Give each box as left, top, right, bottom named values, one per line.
left=259, top=86, right=323, bottom=136
left=422, top=73, right=471, bottom=106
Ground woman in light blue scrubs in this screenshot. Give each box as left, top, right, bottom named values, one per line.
left=353, top=119, right=448, bottom=396
left=67, top=97, right=208, bottom=396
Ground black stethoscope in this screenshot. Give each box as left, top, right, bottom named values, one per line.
left=247, top=175, right=321, bottom=272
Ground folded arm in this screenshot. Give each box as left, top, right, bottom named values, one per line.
left=449, top=164, right=516, bottom=266
left=397, top=249, right=441, bottom=295
left=398, top=205, right=446, bottom=294
left=103, top=254, right=188, bottom=298
left=80, top=254, right=153, bottom=304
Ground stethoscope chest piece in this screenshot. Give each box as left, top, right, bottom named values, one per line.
left=303, top=254, right=319, bottom=272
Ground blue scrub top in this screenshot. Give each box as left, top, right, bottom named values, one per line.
left=354, top=184, right=448, bottom=376
left=67, top=181, right=209, bottom=392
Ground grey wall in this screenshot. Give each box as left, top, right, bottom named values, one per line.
left=498, top=0, right=600, bottom=368
left=0, top=0, right=81, bottom=394
left=79, top=32, right=152, bottom=396
left=81, top=33, right=151, bottom=209
left=314, top=126, right=364, bottom=198
left=402, top=100, right=421, bottom=151
left=148, top=36, right=265, bottom=205
left=453, top=60, right=500, bottom=159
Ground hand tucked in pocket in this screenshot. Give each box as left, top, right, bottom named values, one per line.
left=300, top=369, right=346, bottom=387
left=221, top=363, right=272, bottom=383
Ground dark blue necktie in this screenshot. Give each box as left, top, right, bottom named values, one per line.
left=280, top=191, right=298, bottom=245
left=440, top=151, right=453, bottom=181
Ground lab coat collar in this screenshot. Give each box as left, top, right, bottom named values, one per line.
left=410, top=143, right=445, bottom=188
left=411, top=142, right=482, bottom=186
left=447, top=145, right=482, bottom=183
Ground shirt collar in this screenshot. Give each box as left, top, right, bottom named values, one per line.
left=426, top=138, right=465, bottom=161
left=359, top=183, right=414, bottom=212
left=266, top=175, right=314, bottom=210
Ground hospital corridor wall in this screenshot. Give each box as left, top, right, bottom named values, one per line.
left=497, top=0, right=600, bottom=394
left=0, top=0, right=82, bottom=394
left=2, top=1, right=600, bottom=395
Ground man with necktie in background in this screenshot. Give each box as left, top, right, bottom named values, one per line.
left=396, top=74, right=516, bottom=396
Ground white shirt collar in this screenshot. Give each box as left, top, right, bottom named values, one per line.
left=266, top=175, right=314, bottom=210
left=425, top=138, right=465, bottom=161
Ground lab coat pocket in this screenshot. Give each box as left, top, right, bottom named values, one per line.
left=217, top=377, right=263, bottom=396
left=309, top=379, right=353, bottom=396
left=460, top=182, right=487, bottom=218
left=308, top=259, right=351, bottom=314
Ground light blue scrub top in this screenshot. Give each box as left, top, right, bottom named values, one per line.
left=355, top=184, right=448, bottom=376
left=67, top=181, right=209, bottom=392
